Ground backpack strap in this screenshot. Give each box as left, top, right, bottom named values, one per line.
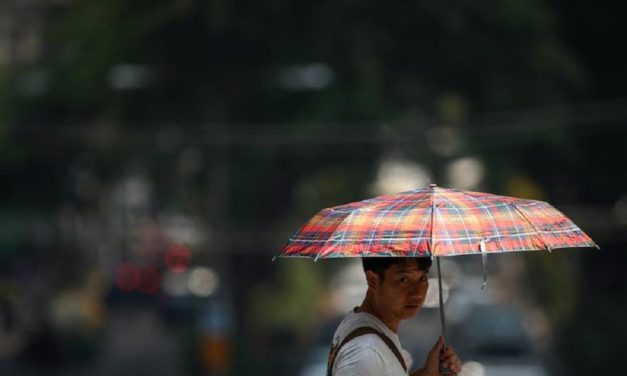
left=326, top=326, right=407, bottom=376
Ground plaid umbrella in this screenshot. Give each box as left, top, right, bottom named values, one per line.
left=276, top=184, right=597, bottom=260
left=275, top=184, right=598, bottom=374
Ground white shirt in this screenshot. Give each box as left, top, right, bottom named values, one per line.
left=331, top=309, right=412, bottom=376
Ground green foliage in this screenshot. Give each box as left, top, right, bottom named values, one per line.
left=525, top=252, right=578, bottom=330
left=250, top=260, right=324, bottom=333
left=4, top=0, right=586, bottom=124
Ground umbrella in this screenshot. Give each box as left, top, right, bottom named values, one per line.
left=274, top=184, right=598, bottom=372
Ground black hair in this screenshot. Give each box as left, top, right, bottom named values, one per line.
left=361, top=257, right=432, bottom=280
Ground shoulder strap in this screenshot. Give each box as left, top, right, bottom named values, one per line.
left=326, top=326, right=407, bottom=376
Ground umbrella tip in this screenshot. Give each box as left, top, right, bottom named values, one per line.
left=429, top=183, right=437, bottom=188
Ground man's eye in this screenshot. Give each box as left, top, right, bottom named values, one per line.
left=400, top=277, right=409, bottom=283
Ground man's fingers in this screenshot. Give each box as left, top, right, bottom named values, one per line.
left=444, top=358, right=461, bottom=373
left=439, top=344, right=462, bottom=373
left=430, top=336, right=445, bottom=357
left=440, top=345, right=455, bottom=357
left=435, top=336, right=444, bottom=349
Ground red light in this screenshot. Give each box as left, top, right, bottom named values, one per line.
left=138, top=266, right=161, bottom=294
left=164, top=244, right=192, bottom=272
left=116, top=263, right=140, bottom=292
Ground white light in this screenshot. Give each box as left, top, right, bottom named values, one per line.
left=188, top=267, right=219, bottom=297
left=459, top=361, right=485, bottom=376
left=112, top=174, right=152, bottom=211
left=162, top=270, right=189, bottom=297
left=162, top=214, right=206, bottom=246
left=423, top=278, right=449, bottom=308
left=371, top=158, right=432, bottom=196
left=124, top=176, right=152, bottom=208
left=109, top=64, right=152, bottom=90
left=277, top=63, right=334, bottom=90
left=446, top=157, right=485, bottom=190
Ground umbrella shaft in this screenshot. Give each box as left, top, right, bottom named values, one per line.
left=437, top=257, right=447, bottom=341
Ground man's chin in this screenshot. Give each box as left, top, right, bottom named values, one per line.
left=402, top=305, right=421, bottom=317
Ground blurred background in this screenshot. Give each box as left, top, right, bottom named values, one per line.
left=0, top=1, right=626, bottom=375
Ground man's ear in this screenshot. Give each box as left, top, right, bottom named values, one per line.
left=365, top=270, right=379, bottom=290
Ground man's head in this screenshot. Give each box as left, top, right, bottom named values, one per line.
left=361, top=257, right=432, bottom=324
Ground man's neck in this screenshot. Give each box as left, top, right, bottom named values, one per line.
left=358, top=292, right=400, bottom=333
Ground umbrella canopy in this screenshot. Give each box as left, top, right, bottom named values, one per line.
left=276, top=184, right=598, bottom=260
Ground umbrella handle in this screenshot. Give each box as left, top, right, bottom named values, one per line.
left=437, top=257, right=455, bottom=375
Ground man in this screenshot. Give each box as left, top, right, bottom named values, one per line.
left=327, top=257, right=461, bottom=376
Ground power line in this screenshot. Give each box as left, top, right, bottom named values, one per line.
left=14, top=97, right=627, bottom=147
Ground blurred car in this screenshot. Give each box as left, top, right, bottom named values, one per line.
left=451, top=304, right=551, bottom=376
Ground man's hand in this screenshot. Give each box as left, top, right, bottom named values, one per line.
left=411, top=336, right=461, bottom=376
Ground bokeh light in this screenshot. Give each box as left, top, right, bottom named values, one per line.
left=446, top=157, right=485, bottom=190
left=459, top=361, right=486, bottom=376
left=188, top=267, right=219, bottom=298
left=371, top=157, right=432, bottom=195
left=164, top=244, right=192, bottom=272
left=276, top=63, right=334, bottom=90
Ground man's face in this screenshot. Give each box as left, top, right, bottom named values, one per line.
left=369, top=261, right=429, bottom=321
